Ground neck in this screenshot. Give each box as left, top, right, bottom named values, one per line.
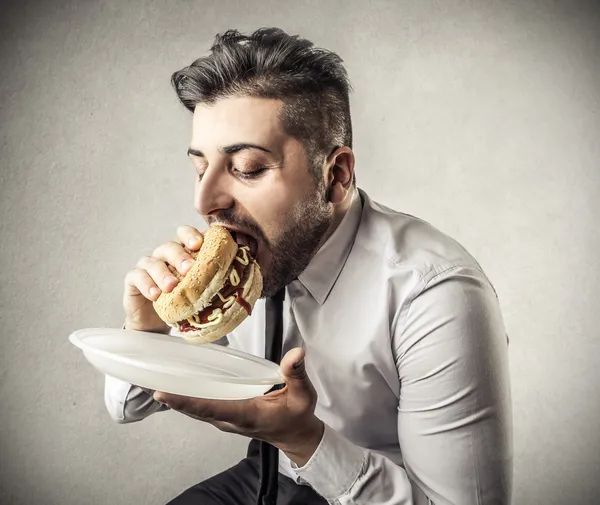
left=321, top=187, right=354, bottom=245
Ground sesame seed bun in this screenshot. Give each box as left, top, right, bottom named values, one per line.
left=152, top=225, right=262, bottom=344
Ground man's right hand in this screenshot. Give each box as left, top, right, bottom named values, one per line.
left=123, top=225, right=204, bottom=333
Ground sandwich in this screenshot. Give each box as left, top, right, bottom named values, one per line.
left=153, top=226, right=262, bottom=344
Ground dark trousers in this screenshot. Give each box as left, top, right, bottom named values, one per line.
left=166, top=440, right=328, bottom=505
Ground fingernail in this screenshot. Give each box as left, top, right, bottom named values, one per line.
left=187, top=236, right=201, bottom=247
left=293, top=359, right=304, bottom=369
left=164, top=275, right=177, bottom=285
left=181, top=259, right=194, bottom=271
left=149, top=287, right=160, bottom=298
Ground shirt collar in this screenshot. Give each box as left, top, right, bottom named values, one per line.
left=297, top=188, right=363, bottom=305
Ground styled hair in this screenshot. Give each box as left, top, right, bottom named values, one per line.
left=171, top=27, right=353, bottom=182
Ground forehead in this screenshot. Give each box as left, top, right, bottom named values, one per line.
left=192, top=96, right=286, bottom=147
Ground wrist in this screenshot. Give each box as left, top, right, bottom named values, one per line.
left=281, top=417, right=325, bottom=467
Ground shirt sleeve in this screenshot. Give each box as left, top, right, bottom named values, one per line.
left=104, top=375, right=170, bottom=423
left=293, top=266, right=513, bottom=505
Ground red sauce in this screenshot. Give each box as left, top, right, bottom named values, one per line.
left=176, top=251, right=253, bottom=331
left=236, top=290, right=252, bottom=316
left=178, top=320, right=196, bottom=332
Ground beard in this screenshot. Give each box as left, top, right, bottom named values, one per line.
left=207, top=179, right=332, bottom=298
left=261, top=184, right=332, bottom=297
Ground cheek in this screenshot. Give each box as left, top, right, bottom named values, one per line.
left=244, top=164, right=315, bottom=238
left=249, top=189, right=301, bottom=240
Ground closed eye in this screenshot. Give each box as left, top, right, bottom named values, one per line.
left=234, top=167, right=268, bottom=180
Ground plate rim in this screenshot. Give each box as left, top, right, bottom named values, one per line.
left=69, top=328, right=284, bottom=386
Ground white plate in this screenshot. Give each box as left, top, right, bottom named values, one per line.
left=69, top=328, right=283, bottom=399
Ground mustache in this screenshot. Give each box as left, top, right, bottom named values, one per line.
left=206, top=210, right=270, bottom=247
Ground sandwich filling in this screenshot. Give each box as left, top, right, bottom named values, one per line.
left=174, top=246, right=254, bottom=333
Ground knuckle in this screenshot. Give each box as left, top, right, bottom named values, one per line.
left=125, top=267, right=141, bottom=283
left=136, top=255, right=155, bottom=269
left=123, top=271, right=134, bottom=287
left=151, top=244, right=164, bottom=257
left=153, top=241, right=182, bottom=259
left=124, top=268, right=147, bottom=289
left=294, top=369, right=309, bottom=381
left=168, top=241, right=187, bottom=257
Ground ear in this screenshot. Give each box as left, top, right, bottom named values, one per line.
left=325, top=147, right=355, bottom=204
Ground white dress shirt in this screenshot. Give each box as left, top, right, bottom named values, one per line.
left=105, top=188, right=512, bottom=504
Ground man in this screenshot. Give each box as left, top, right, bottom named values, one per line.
left=105, top=27, right=513, bottom=504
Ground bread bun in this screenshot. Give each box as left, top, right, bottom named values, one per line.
left=178, top=261, right=262, bottom=344
left=153, top=225, right=262, bottom=344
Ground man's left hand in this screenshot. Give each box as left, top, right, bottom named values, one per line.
left=153, top=347, right=324, bottom=466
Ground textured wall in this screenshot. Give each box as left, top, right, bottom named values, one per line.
left=1, top=0, right=599, bottom=504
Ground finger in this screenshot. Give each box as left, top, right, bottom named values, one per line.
left=175, top=413, right=244, bottom=436
left=136, top=255, right=179, bottom=293
left=177, top=225, right=204, bottom=251
left=280, top=348, right=307, bottom=379
left=280, top=348, right=316, bottom=400
left=152, top=241, right=196, bottom=276
left=153, top=392, right=252, bottom=425
left=124, top=268, right=161, bottom=301
left=210, top=420, right=245, bottom=435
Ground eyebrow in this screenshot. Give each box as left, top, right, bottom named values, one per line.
left=187, top=143, right=272, bottom=158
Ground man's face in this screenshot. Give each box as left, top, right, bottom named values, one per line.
left=189, top=96, right=332, bottom=297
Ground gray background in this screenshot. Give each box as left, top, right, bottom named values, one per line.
left=1, top=0, right=599, bottom=504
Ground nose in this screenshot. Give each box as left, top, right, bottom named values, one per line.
left=194, top=165, right=234, bottom=218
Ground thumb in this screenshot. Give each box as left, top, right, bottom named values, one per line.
left=280, top=348, right=313, bottom=395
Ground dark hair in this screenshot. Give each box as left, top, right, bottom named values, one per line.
left=171, top=27, right=353, bottom=182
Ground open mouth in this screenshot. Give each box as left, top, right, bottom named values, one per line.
left=229, top=230, right=259, bottom=259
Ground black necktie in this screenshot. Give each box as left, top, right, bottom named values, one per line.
left=257, top=288, right=285, bottom=505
